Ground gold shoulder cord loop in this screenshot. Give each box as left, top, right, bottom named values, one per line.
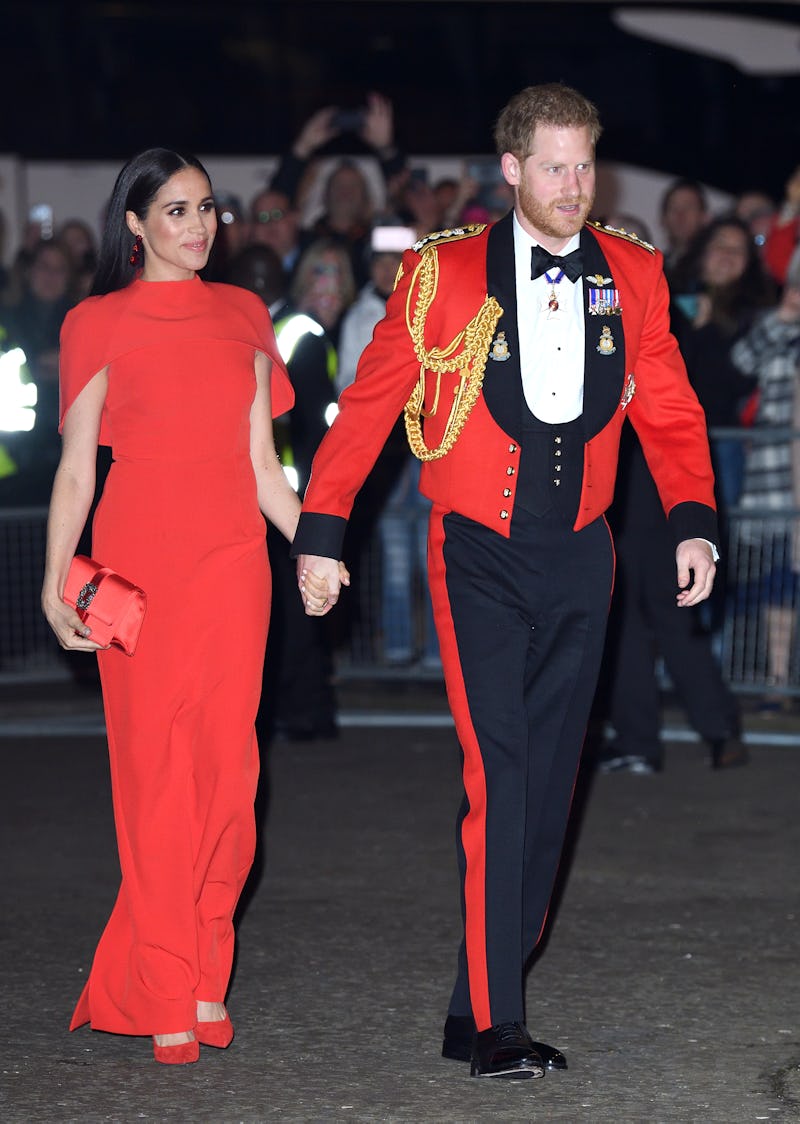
left=403, top=248, right=502, bottom=462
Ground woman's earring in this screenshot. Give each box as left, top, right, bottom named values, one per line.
left=129, top=234, right=143, bottom=267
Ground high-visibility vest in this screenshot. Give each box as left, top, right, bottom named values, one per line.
left=272, top=311, right=337, bottom=471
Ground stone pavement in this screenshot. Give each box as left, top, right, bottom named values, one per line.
left=1, top=679, right=799, bottom=1123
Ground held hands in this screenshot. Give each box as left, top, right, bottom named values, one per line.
left=675, top=539, right=716, bottom=607
left=297, top=556, right=350, bottom=616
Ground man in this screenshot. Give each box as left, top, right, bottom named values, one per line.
left=658, top=177, right=709, bottom=286
left=248, top=187, right=304, bottom=278
left=293, top=84, right=717, bottom=1081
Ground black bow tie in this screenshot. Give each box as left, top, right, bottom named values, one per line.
left=530, top=244, right=583, bottom=283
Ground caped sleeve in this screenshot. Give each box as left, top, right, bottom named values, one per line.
left=58, top=297, right=113, bottom=445
left=229, top=286, right=294, bottom=418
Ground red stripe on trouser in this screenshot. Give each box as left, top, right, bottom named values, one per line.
left=427, top=507, right=491, bottom=1032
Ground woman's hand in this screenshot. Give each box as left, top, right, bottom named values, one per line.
left=297, top=555, right=350, bottom=616
left=42, top=591, right=105, bottom=651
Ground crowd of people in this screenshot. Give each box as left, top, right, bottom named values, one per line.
left=2, top=96, right=800, bottom=730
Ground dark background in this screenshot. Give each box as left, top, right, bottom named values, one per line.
left=3, top=1, right=799, bottom=196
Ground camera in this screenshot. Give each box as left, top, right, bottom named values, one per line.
left=332, top=108, right=366, bottom=133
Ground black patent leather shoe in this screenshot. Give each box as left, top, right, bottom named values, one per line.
left=442, top=1014, right=567, bottom=1070
left=467, top=1022, right=545, bottom=1079
left=709, top=736, right=749, bottom=769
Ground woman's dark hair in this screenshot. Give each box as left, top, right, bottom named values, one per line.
left=682, top=214, right=776, bottom=337
left=91, top=148, right=211, bottom=296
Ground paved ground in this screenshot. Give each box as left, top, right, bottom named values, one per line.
left=1, top=677, right=799, bottom=1123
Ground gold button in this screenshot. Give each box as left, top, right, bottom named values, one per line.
left=555, top=449, right=561, bottom=456
left=508, top=443, right=517, bottom=453
left=555, top=436, right=562, bottom=444
left=507, top=466, right=515, bottom=476
left=554, top=479, right=560, bottom=486
left=503, top=488, right=511, bottom=497
left=500, top=509, right=509, bottom=519
left=555, top=465, right=561, bottom=472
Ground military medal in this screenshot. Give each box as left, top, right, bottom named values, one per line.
left=544, top=268, right=564, bottom=312
left=588, top=287, right=622, bottom=316
left=489, top=331, right=510, bottom=361
left=597, top=325, right=616, bottom=355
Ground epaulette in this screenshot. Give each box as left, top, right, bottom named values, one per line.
left=588, top=219, right=655, bottom=254
left=412, top=224, right=487, bottom=254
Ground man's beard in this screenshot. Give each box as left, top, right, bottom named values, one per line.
left=518, top=177, right=594, bottom=243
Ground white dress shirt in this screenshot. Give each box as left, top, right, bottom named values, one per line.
left=513, top=215, right=583, bottom=424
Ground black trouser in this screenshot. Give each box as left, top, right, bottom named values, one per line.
left=428, top=505, right=614, bottom=1030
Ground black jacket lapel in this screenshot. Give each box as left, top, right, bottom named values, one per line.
left=483, top=212, right=523, bottom=441
left=580, top=227, right=626, bottom=437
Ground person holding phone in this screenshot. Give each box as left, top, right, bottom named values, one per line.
left=41, top=148, right=333, bottom=1065
left=267, top=93, right=407, bottom=286
left=291, top=83, right=718, bottom=1081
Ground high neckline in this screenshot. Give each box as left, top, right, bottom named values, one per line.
left=134, top=273, right=203, bottom=287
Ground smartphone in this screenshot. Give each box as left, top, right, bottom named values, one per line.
left=28, top=203, right=54, bottom=240
left=332, top=108, right=365, bottom=133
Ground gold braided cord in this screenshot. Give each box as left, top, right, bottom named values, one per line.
left=402, top=248, right=503, bottom=461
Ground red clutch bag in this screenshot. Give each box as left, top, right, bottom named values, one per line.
left=63, top=555, right=147, bottom=656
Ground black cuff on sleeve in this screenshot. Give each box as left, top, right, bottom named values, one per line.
left=667, top=501, right=719, bottom=551
left=290, top=511, right=348, bottom=560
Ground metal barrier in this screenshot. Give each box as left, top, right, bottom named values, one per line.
left=0, top=506, right=66, bottom=680
left=3, top=438, right=799, bottom=694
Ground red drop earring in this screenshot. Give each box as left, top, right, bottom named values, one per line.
left=129, top=234, right=143, bottom=267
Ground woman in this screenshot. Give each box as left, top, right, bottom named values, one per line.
left=289, top=237, right=356, bottom=347
left=672, top=215, right=776, bottom=512
left=41, top=149, right=335, bottom=1064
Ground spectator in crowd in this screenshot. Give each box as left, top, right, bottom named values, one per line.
left=1, top=239, right=77, bottom=501
left=248, top=186, right=304, bottom=278
left=57, top=218, right=98, bottom=297
left=290, top=238, right=356, bottom=346
left=734, top=189, right=777, bottom=254
left=203, top=192, right=249, bottom=280
left=393, top=168, right=443, bottom=240
left=671, top=216, right=776, bottom=637
left=337, top=225, right=440, bottom=668
left=671, top=216, right=775, bottom=516
left=598, top=424, right=746, bottom=773
left=659, top=177, right=709, bottom=287
left=730, top=246, right=800, bottom=711
left=227, top=243, right=339, bottom=740
left=0, top=208, right=8, bottom=295
left=763, top=163, right=800, bottom=286
left=269, top=93, right=407, bottom=286
left=439, top=163, right=516, bottom=229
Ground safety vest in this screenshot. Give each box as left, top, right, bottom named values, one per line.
left=272, top=310, right=338, bottom=475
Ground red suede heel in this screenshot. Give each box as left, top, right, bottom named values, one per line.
left=152, top=1035, right=199, bottom=1064
left=195, top=1012, right=234, bottom=1048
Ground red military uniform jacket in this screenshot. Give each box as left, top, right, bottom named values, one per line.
left=292, top=212, right=717, bottom=558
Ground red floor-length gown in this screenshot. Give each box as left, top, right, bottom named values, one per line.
left=59, top=275, right=293, bottom=1036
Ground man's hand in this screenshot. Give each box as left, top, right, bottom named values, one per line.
left=675, top=538, right=716, bottom=607
left=296, top=555, right=350, bottom=616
